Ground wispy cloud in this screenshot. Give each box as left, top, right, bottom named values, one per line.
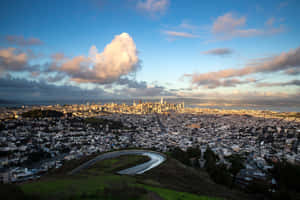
left=51, top=53, right=65, bottom=62
left=176, top=89, right=300, bottom=103
left=256, top=80, right=300, bottom=87
left=202, top=48, right=233, bottom=56
left=115, top=84, right=175, bottom=97
left=211, top=12, right=285, bottom=40
left=184, top=46, right=300, bottom=89
left=285, top=68, right=300, bottom=75
left=5, top=35, right=43, bottom=46
left=178, top=20, right=199, bottom=30
left=265, top=17, right=275, bottom=26
left=278, top=1, right=289, bottom=9
left=163, top=30, right=200, bottom=39
left=136, top=0, right=169, bottom=17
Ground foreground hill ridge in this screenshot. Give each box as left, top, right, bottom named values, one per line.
left=14, top=152, right=253, bottom=200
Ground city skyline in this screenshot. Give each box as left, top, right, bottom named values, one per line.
left=0, top=0, right=300, bottom=103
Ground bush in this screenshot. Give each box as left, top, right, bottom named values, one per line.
left=203, top=147, right=233, bottom=186
left=271, top=161, right=300, bottom=192
left=0, top=122, right=5, bottom=131
left=227, top=155, right=244, bottom=176
left=169, top=147, right=190, bottom=165
left=0, top=184, right=40, bottom=200
left=186, top=146, right=201, bottom=158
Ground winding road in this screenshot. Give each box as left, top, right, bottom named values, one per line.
left=68, top=150, right=166, bottom=175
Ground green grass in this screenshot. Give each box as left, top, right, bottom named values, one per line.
left=143, top=185, right=222, bottom=200
left=19, top=154, right=226, bottom=200
left=21, top=174, right=127, bottom=194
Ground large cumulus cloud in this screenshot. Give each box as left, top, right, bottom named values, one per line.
left=52, top=33, right=140, bottom=84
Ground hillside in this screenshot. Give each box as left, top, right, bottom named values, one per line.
left=2, top=152, right=253, bottom=200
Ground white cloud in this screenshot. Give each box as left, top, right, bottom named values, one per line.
left=137, top=0, right=169, bottom=16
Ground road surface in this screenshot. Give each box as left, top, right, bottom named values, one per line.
left=68, top=150, right=166, bottom=175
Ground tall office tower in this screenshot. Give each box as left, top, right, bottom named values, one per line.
left=161, top=97, right=164, bottom=104
left=133, top=100, right=136, bottom=106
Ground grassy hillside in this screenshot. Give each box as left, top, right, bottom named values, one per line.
left=16, top=153, right=250, bottom=200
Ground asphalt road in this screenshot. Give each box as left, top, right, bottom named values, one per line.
left=68, top=150, right=166, bottom=175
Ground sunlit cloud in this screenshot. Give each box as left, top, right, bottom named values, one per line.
left=51, top=32, right=141, bottom=84
left=0, top=47, right=28, bottom=74
left=184, top=46, right=300, bottom=89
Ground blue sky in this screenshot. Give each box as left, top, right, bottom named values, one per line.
left=0, top=0, right=299, bottom=101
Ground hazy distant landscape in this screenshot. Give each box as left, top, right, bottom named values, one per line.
left=1, top=98, right=300, bottom=112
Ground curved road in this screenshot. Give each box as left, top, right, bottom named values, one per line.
left=68, top=150, right=166, bottom=175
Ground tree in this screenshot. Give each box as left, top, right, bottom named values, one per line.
left=204, top=146, right=218, bottom=173
left=0, top=184, right=37, bottom=200
left=227, top=154, right=245, bottom=188
left=271, top=160, right=300, bottom=192
left=170, top=147, right=190, bottom=165
left=186, top=146, right=201, bottom=158
left=0, top=122, right=5, bottom=131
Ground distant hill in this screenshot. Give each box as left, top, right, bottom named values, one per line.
left=21, top=109, right=64, bottom=118
left=0, top=99, right=18, bottom=104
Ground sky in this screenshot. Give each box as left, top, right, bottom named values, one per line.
left=0, top=0, right=299, bottom=103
